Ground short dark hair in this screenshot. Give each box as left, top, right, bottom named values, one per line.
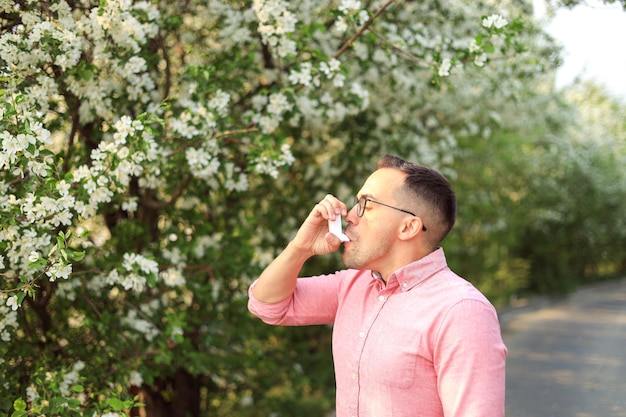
left=377, top=154, right=456, bottom=243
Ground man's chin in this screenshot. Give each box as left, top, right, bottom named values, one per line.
left=342, top=252, right=360, bottom=270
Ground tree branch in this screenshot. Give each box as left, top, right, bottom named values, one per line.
left=333, top=0, right=396, bottom=59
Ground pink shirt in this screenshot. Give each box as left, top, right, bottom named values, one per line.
left=248, top=248, right=507, bottom=417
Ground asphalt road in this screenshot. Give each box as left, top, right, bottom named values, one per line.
left=501, top=279, right=626, bottom=417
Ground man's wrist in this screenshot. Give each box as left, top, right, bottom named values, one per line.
left=286, top=239, right=315, bottom=262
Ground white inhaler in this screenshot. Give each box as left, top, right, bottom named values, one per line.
left=328, top=216, right=350, bottom=242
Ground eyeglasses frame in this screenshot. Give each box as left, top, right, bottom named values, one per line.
left=354, top=196, right=427, bottom=232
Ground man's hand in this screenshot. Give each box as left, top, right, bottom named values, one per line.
left=291, top=194, right=349, bottom=256
left=250, top=194, right=349, bottom=304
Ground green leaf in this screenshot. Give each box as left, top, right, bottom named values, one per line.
left=12, top=398, right=26, bottom=411
left=70, top=250, right=86, bottom=262
left=28, top=258, right=48, bottom=270
left=17, top=292, right=27, bottom=305
left=68, top=398, right=82, bottom=408
left=23, top=118, right=32, bottom=134
left=146, top=273, right=157, bottom=287
left=107, top=397, right=125, bottom=411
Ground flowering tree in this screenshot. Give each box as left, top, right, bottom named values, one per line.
left=1, top=0, right=542, bottom=416
left=511, top=82, right=626, bottom=293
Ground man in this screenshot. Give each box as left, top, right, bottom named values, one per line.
left=248, top=154, right=507, bottom=417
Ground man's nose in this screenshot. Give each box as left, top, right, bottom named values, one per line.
left=345, top=204, right=359, bottom=224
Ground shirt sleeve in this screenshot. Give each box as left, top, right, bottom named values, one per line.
left=247, top=272, right=344, bottom=326
left=434, top=298, right=507, bottom=417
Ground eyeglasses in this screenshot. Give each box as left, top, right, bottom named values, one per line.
left=354, top=196, right=427, bottom=231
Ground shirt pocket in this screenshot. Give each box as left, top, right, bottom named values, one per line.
left=364, top=325, right=423, bottom=388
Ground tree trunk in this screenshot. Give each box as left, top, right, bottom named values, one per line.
left=139, top=370, right=201, bottom=417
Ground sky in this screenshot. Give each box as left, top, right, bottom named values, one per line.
left=534, top=0, right=626, bottom=101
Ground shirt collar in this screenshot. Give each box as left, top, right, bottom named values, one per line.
left=374, top=247, right=448, bottom=292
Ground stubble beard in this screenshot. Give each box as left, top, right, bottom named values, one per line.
left=342, top=234, right=392, bottom=271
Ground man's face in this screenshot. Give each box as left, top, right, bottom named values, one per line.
left=342, top=168, right=408, bottom=272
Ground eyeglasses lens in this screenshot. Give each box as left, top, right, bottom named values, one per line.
left=355, top=197, right=365, bottom=217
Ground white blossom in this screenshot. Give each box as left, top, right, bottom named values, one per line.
left=60, top=366, right=80, bottom=395
left=474, top=53, right=487, bottom=67
left=357, top=10, right=369, bottom=26
left=240, top=395, right=254, bottom=407
left=123, top=253, right=158, bottom=275
left=160, top=267, right=186, bottom=287
left=288, top=62, right=314, bottom=87
left=438, top=58, right=452, bottom=77
left=319, top=58, right=341, bottom=78
left=170, top=326, right=184, bottom=339
left=255, top=157, right=279, bottom=178
left=333, top=16, right=348, bottom=34
left=339, top=0, right=361, bottom=13
left=129, top=371, right=143, bottom=387
left=350, top=82, right=370, bottom=110
left=185, top=148, right=221, bottom=180
left=267, top=93, right=292, bottom=115
left=482, top=14, right=508, bottom=29
left=469, top=39, right=482, bottom=53
left=122, top=198, right=139, bottom=213
left=113, top=115, right=135, bottom=144
left=208, top=89, right=231, bottom=117
left=26, top=384, right=39, bottom=403
left=45, top=262, right=73, bottom=282
left=223, top=163, right=249, bottom=192
left=122, top=310, right=159, bottom=341
left=253, top=0, right=298, bottom=57
left=6, top=296, right=19, bottom=311
left=0, top=303, right=18, bottom=340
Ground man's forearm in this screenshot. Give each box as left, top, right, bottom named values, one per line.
left=251, top=194, right=346, bottom=303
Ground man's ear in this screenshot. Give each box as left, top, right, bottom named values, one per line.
left=398, top=217, right=425, bottom=241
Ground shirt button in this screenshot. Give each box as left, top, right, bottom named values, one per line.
left=359, top=331, right=365, bottom=338
left=402, top=282, right=408, bottom=289
left=378, top=295, right=385, bottom=302
left=352, top=373, right=358, bottom=380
